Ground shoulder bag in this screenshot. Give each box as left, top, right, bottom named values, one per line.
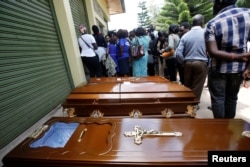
left=131, top=37, right=144, bottom=60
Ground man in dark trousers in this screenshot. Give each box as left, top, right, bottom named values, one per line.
left=176, top=14, right=208, bottom=105
left=205, top=0, right=250, bottom=118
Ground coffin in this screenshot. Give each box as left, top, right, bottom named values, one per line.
left=62, top=77, right=199, bottom=118
left=3, top=117, right=250, bottom=167
left=88, top=76, right=170, bottom=83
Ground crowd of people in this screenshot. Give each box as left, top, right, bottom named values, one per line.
left=78, top=0, right=250, bottom=119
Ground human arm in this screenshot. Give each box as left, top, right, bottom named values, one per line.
left=117, top=39, right=124, bottom=56
left=243, top=62, right=250, bottom=88
left=168, top=34, right=174, bottom=48
left=175, top=39, right=185, bottom=64
left=87, top=34, right=98, bottom=50
left=91, top=43, right=98, bottom=50
left=243, top=61, right=250, bottom=79
left=205, top=40, right=249, bottom=61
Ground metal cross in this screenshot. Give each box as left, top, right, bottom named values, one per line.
left=124, top=125, right=182, bottom=145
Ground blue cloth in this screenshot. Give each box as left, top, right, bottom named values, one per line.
left=116, top=38, right=130, bottom=75
left=117, top=38, right=130, bottom=59
left=131, top=36, right=150, bottom=77
left=30, top=122, right=79, bottom=148
left=205, top=5, right=250, bottom=73
left=108, top=43, right=119, bottom=73
left=176, top=26, right=208, bottom=64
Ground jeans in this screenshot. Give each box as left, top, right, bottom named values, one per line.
left=208, top=70, right=243, bottom=118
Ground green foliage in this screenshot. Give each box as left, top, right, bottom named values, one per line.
left=178, top=2, right=189, bottom=12
left=237, top=0, right=250, bottom=7
left=155, top=0, right=213, bottom=31
left=185, top=0, right=213, bottom=23
left=178, top=10, right=191, bottom=23
left=137, top=1, right=152, bottom=29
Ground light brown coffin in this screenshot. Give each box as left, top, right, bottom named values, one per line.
left=88, top=76, right=170, bottom=83
left=3, top=117, right=250, bottom=166
left=62, top=77, right=199, bottom=117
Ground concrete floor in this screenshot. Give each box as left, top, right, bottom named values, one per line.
left=1, top=84, right=250, bottom=166
left=196, top=84, right=250, bottom=120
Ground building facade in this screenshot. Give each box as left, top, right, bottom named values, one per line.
left=0, top=0, right=125, bottom=149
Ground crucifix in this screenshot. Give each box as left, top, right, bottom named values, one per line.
left=124, top=125, right=182, bottom=145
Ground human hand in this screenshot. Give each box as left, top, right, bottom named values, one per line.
left=242, top=52, right=250, bottom=61
left=243, top=69, right=250, bottom=79
left=243, top=80, right=249, bottom=88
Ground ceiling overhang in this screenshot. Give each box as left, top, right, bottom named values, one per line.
left=107, top=0, right=126, bottom=15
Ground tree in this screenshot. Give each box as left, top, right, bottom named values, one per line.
left=146, top=0, right=164, bottom=26
left=157, top=0, right=182, bottom=31
left=237, top=0, right=250, bottom=7
left=137, top=1, right=151, bottom=29
left=156, top=0, right=213, bottom=31
left=185, top=0, right=213, bottom=23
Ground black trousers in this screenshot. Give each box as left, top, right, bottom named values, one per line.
left=81, top=55, right=102, bottom=77
left=165, top=58, right=177, bottom=81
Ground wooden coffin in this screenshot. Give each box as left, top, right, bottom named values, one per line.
left=62, top=77, right=199, bottom=118
left=3, top=117, right=250, bottom=167
left=88, top=76, right=169, bottom=83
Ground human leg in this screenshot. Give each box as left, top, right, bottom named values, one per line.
left=191, top=61, right=208, bottom=100
left=165, top=58, right=177, bottom=81
left=208, top=70, right=226, bottom=118
left=177, top=62, right=184, bottom=84
left=183, top=61, right=193, bottom=89
left=81, top=56, right=102, bottom=77
left=224, top=73, right=243, bottom=118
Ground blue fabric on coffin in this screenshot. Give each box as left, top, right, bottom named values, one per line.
left=30, top=122, right=79, bottom=148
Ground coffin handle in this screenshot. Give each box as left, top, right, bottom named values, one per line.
left=129, top=109, right=143, bottom=118
left=90, top=109, right=104, bottom=118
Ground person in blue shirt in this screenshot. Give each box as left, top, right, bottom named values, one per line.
left=117, top=29, right=130, bottom=76
left=176, top=14, right=208, bottom=102
left=107, top=32, right=119, bottom=74
left=205, top=0, right=250, bottom=118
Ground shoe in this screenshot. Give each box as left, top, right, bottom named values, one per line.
left=207, top=106, right=212, bottom=110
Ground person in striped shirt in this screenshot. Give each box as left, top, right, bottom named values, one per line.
left=205, top=0, right=250, bottom=118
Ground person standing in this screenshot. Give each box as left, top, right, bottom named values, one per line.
left=155, top=31, right=168, bottom=76
left=205, top=0, right=250, bottom=118
left=107, top=32, right=119, bottom=75
left=92, top=25, right=107, bottom=76
left=78, top=24, right=102, bottom=78
left=131, top=27, right=151, bottom=77
left=162, top=24, right=180, bottom=81
left=177, top=22, right=190, bottom=84
left=105, top=34, right=110, bottom=45
left=176, top=14, right=208, bottom=103
left=148, top=33, right=156, bottom=76
left=92, top=25, right=107, bottom=60
left=116, top=29, right=130, bottom=76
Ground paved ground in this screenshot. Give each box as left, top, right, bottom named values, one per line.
left=197, top=83, right=250, bottom=121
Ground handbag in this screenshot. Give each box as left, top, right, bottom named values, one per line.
left=161, top=48, right=175, bottom=58
left=131, top=38, right=144, bottom=60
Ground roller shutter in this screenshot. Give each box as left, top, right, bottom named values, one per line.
left=69, top=0, right=90, bottom=74
left=70, top=0, right=89, bottom=37
left=0, top=0, right=73, bottom=148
